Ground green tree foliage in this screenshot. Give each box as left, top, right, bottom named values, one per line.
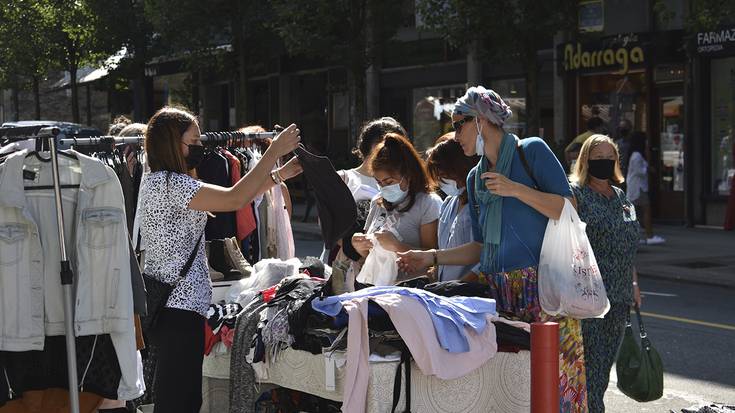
left=144, top=0, right=275, bottom=124
left=268, top=0, right=408, bottom=140
left=0, top=0, right=54, bottom=119
left=685, top=0, right=735, bottom=32
left=417, top=0, right=576, bottom=137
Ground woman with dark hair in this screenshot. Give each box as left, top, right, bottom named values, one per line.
left=626, top=131, right=664, bottom=244
left=329, top=117, right=408, bottom=263
left=341, top=116, right=408, bottom=201
left=398, top=86, right=587, bottom=412
left=137, top=107, right=302, bottom=412
left=425, top=133, right=478, bottom=281
left=351, top=133, right=441, bottom=263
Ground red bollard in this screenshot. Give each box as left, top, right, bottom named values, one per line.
left=531, top=322, right=560, bottom=413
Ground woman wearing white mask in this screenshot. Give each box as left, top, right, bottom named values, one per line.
left=425, top=133, right=479, bottom=281
left=351, top=133, right=441, bottom=262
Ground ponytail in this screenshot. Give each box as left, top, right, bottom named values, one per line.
left=370, top=133, right=433, bottom=212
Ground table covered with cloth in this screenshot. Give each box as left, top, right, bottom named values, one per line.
left=201, top=346, right=531, bottom=413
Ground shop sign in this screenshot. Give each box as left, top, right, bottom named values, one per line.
left=695, top=27, right=735, bottom=56
left=562, top=40, right=645, bottom=75
left=578, top=0, right=604, bottom=33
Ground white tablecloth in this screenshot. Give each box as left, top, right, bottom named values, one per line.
left=202, top=346, right=531, bottom=413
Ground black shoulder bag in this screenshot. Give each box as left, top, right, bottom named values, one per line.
left=140, top=233, right=203, bottom=332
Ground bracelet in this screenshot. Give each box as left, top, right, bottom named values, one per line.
left=632, top=281, right=638, bottom=286
left=275, top=168, right=285, bottom=183
left=432, top=249, right=438, bottom=267
left=270, top=171, right=281, bottom=185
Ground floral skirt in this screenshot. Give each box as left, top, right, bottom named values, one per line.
left=481, top=267, right=588, bottom=413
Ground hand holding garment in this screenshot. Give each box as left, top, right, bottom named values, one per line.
left=355, top=234, right=399, bottom=286
left=295, top=146, right=357, bottom=248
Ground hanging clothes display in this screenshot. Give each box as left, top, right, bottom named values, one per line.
left=197, top=150, right=238, bottom=241
left=271, top=184, right=295, bottom=260
left=0, top=149, right=144, bottom=404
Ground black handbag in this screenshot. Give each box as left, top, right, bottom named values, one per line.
left=140, top=234, right=203, bottom=332
left=616, top=304, right=664, bottom=402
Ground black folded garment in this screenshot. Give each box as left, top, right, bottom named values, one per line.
left=493, top=321, right=530, bottom=350
left=394, top=276, right=432, bottom=290
left=423, top=280, right=493, bottom=298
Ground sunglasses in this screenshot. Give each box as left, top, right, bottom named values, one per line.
left=452, top=116, right=474, bottom=132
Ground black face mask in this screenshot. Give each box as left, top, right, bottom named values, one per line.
left=185, top=144, right=205, bottom=170
left=588, top=159, right=615, bottom=180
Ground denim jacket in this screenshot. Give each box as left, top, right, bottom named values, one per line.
left=0, top=149, right=134, bottom=351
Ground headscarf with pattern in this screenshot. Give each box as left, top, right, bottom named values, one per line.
left=452, top=86, right=513, bottom=127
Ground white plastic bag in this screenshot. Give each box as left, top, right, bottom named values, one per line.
left=538, top=199, right=610, bottom=319
left=356, top=234, right=399, bottom=285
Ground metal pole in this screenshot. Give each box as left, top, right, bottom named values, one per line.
left=48, top=129, right=80, bottom=413
left=57, top=131, right=278, bottom=147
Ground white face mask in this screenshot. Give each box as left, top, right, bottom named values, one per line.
left=475, top=118, right=484, bottom=156
left=439, top=178, right=465, bottom=197
left=380, top=178, right=408, bottom=204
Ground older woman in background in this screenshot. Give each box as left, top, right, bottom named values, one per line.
left=571, top=135, right=641, bottom=412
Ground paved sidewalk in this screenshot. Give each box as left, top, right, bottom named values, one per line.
left=635, top=225, right=735, bottom=289
left=290, top=202, right=735, bottom=288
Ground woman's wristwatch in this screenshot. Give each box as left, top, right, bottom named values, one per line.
left=431, top=249, right=438, bottom=267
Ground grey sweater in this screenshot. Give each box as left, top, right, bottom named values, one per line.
left=229, top=296, right=267, bottom=413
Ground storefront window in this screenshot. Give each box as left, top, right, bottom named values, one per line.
left=660, top=96, right=685, bottom=191
left=411, top=80, right=526, bottom=154
left=489, top=79, right=526, bottom=138
left=578, top=72, right=647, bottom=137
left=411, top=85, right=465, bottom=153
left=710, top=57, right=735, bottom=196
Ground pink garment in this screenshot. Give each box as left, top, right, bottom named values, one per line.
left=340, top=294, right=498, bottom=413
left=489, top=315, right=531, bottom=332
left=342, top=300, right=371, bottom=413
left=222, top=149, right=257, bottom=240
left=271, top=183, right=295, bottom=259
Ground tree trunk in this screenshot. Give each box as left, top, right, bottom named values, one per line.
left=86, top=84, right=92, bottom=126
left=364, top=3, right=379, bottom=119
left=467, top=40, right=483, bottom=86
left=11, top=87, right=20, bottom=121
left=232, top=9, right=248, bottom=127
left=347, top=66, right=367, bottom=150
left=32, top=76, right=41, bottom=120
left=524, top=49, right=541, bottom=138
left=70, top=64, right=80, bottom=123
left=133, top=57, right=147, bottom=122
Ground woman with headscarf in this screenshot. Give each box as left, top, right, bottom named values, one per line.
left=399, top=86, right=587, bottom=412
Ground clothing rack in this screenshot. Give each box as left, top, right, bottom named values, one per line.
left=2, top=127, right=82, bottom=413
left=57, top=130, right=278, bottom=147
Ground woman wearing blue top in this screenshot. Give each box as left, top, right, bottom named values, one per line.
left=425, top=134, right=478, bottom=281
left=399, top=87, right=587, bottom=412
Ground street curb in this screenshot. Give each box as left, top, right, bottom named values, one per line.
left=637, top=271, right=735, bottom=290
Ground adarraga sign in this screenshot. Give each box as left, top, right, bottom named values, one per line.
left=562, top=42, right=645, bottom=75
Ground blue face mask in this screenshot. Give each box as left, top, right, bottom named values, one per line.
left=380, top=178, right=408, bottom=204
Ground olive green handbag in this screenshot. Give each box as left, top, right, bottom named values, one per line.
left=616, top=305, right=664, bottom=402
